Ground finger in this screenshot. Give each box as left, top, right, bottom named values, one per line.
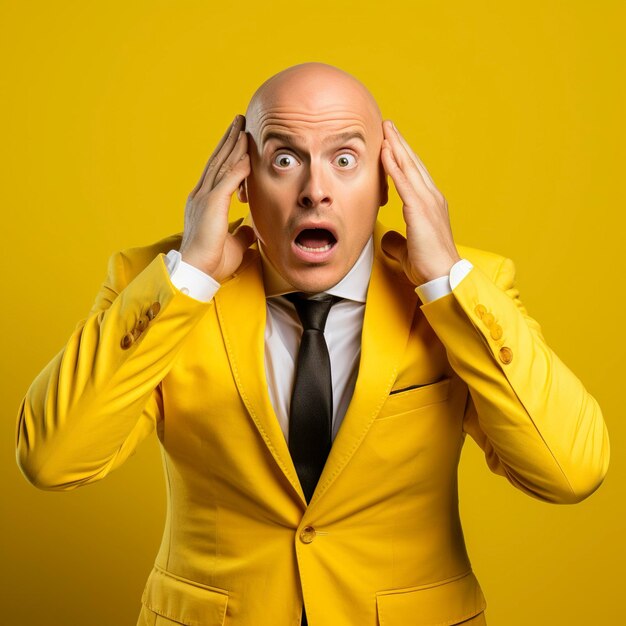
left=214, top=115, right=245, bottom=155
left=381, top=139, right=424, bottom=210
left=407, top=149, right=435, bottom=189
left=204, top=114, right=246, bottom=188
left=383, top=121, right=440, bottom=197
left=394, top=127, right=442, bottom=198
left=383, top=121, right=428, bottom=186
left=383, top=121, right=432, bottom=197
left=212, top=131, right=249, bottom=189
left=191, top=115, right=245, bottom=197
left=398, top=139, right=439, bottom=195
left=196, top=130, right=247, bottom=197
left=382, top=121, right=423, bottom=172
left=212, top=116, right=243, bottom=167
left=383, top=121, right=417, bottom=167
left=189, top=116, right=239, bottom=197
left=210, top=152, right=251, bottom=205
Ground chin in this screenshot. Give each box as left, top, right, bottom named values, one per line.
left=287, top=267, right=345, bottom=295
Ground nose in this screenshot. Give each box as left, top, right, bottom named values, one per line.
left=297, top=160, right=332, bottom=209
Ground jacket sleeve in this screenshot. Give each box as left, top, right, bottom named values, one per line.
left=419, top=255, right=609, bottom=504
left=16, top=249, right=213, bottom=491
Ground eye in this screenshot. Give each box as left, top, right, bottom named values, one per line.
left=334, top=153, right=357, bottom=168
left=273, top=153, right=299, bottom=169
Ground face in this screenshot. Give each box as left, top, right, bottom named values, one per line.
left=240, top=72, right=387, bottom=294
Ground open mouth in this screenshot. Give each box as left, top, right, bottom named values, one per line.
left=294, top=228, right=337, bottom=253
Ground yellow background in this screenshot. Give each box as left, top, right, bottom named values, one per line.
left=1, top=0, right=623, bottom=624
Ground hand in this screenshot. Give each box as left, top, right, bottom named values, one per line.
left=180, top=114, right=257, bottom=281
left=380, top=120, right=461, bottom=286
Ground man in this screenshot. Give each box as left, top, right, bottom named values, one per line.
left=17, top=63, right=609, bottom=626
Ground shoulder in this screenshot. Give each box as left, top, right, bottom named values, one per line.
left=112, top=232, right=183, bottom=283
left=455, top=243, right=511, bottom=281
left=373, top=220, right=512, bottom=284
left=104, top=217, right=258, bottom=289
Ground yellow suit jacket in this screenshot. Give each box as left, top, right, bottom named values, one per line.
left=16, top=219, right=609, bottom=626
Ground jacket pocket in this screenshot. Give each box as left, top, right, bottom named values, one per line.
left=377, top=376, right=452, bottom=420
left=376, top=570, right=486, bottom=626
left=140, top=565, right=229, bottom=626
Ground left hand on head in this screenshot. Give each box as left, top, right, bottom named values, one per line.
left=380, top=120, right=461, bottom=286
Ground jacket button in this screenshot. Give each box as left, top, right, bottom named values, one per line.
left=482, top=312, right=495, bottom=327
left=474, top=304, right=487, bottom=319
left=147, top=302, right=161, bottom=320
left=121, top=332, right=135, bottom=350
left=499, top=346, right=513, bottom=364
left=136, top=315, right=150, bottom=332
left=490, top=324, right=503, bottom=340
left=299, top=526, right=316, bottom=544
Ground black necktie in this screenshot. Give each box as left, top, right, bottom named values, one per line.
left=285, top=293, right=339, bottom=505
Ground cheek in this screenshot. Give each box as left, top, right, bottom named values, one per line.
left=249, top=168, right=301, bottom=216
left=344, top=169, right=383, bottom=232
left=347, top=165, right=383, bottom=206
left=247, top=173, right=292, bottom=240
left=249, top=180, right=289, bottom=213
left=249, top=160, right=284, bottom=196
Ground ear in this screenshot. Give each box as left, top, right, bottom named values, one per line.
left=237, top=179, right=248, bottom=203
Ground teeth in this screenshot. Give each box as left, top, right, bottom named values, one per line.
left=296, top=242, right=333, bottom=253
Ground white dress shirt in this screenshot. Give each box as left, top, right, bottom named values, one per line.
left=164, top=240, right=473, bottom=444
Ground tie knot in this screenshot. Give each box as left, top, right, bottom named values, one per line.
left=285, top=293, right=339, bottom=332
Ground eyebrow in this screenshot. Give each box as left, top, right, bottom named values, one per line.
left=262, top=131, right=367, bottom=149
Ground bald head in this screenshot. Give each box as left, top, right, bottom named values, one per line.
left=240, top=62, right=388, bottom=294
left=245, top=63, right=383, bottom=146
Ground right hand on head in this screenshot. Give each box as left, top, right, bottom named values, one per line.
left=179, top=114, right=257, bottom=281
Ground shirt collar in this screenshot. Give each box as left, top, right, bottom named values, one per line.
left=258, top=236, right=374, bottom=304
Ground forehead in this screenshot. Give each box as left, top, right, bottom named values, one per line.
left=248, top=77, right=382, bottom=148
left=259, top=110, right=369, bottom=149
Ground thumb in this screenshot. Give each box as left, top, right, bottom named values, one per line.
left=381, top=230, right=408, bottom=263
left=232, top=224, right=257, bottom=252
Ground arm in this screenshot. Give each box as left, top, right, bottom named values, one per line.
left=380, top=119, right=609, bottom=504
left=421, top=254, right=609, bottom=503
left=16, top=114, right=256, bottom=490
left=16, top=250, right=213, bottom=490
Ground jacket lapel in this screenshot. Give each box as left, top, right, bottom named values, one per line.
left=214, top=218, right=418, bottom=508
left=309, top=221, right=419, bottom=506
left=214, top=246, right=306, bottom=502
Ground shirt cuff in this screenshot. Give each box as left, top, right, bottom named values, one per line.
left=415, top=259, right=474, bottom=303
left=164, top=250, right=221, bottom=303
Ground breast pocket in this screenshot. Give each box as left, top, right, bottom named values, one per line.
left=138, top=565, right=229, bottom=626
left=377, top=376, right=452, bottom=420
left=376, top=570, right=486, bottom=625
